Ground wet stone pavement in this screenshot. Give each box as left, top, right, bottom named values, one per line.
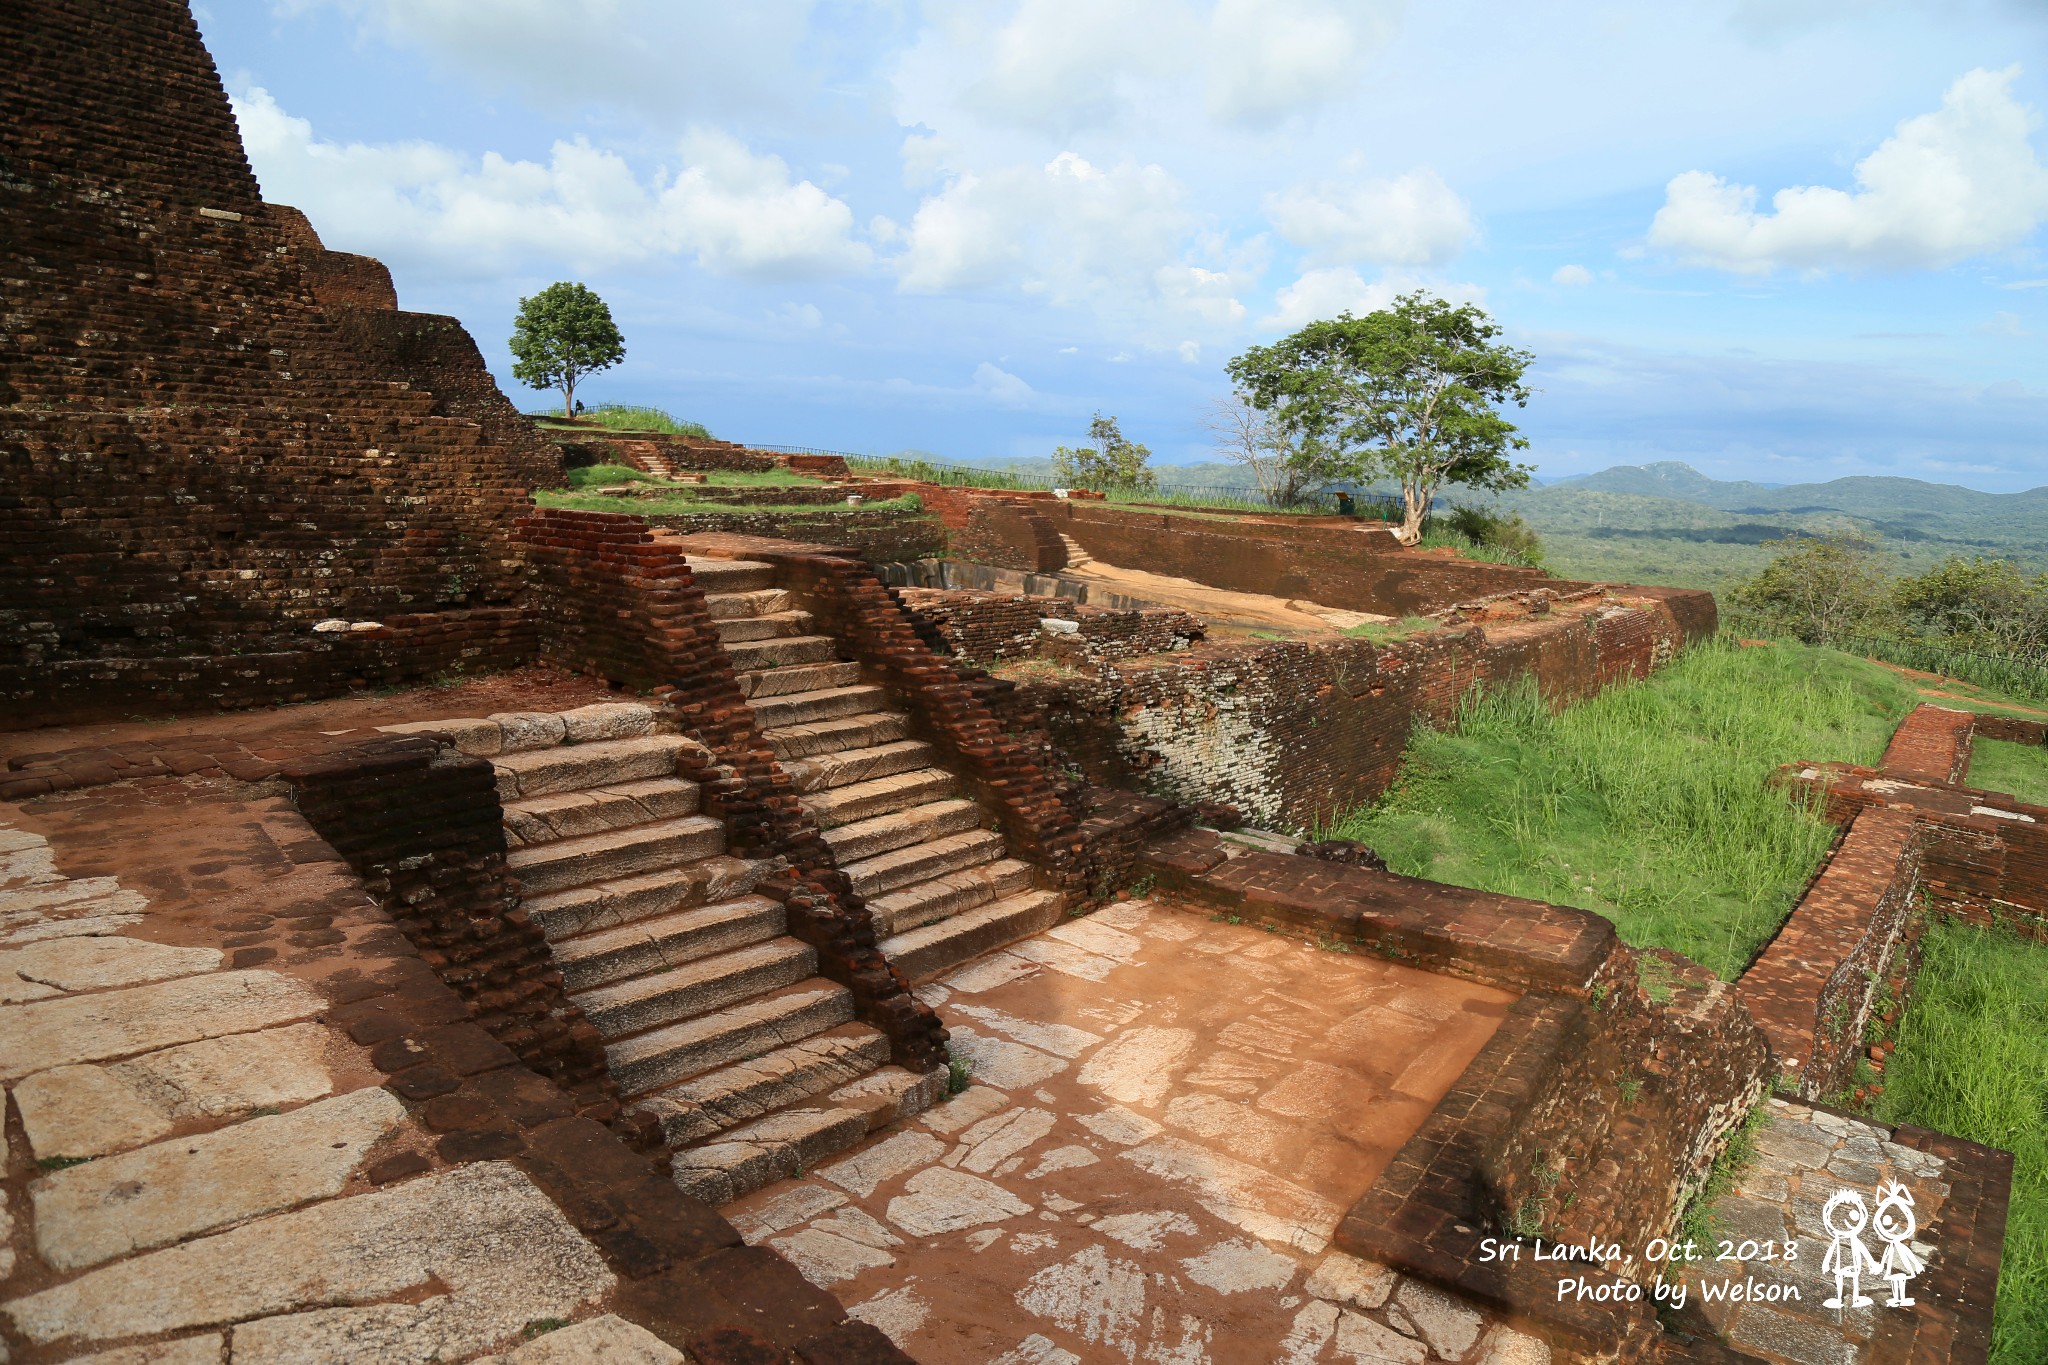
left=724, top=899, right=1550, bottom=1364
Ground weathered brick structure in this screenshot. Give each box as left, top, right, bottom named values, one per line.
left=1, top=0, right=547, bottom=728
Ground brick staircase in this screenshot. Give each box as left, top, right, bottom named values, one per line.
left=391, top=706, right=944, bottom=1204
left=691, top=557, right=1067, bottom=981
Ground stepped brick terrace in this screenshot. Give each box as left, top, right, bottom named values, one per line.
left=0, top=4, right=2027, bottom=1363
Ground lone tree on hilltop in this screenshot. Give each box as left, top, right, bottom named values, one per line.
left=1227, top=292, right=1534, bottom=542
left=1052, top=412, right=1157, bottom=492
left=510, top=282, right=626, bottom=418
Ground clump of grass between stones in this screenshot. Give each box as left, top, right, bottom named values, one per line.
left=946, top=1051, right=971, bottom=1096
left=522, top=1318, right=570, bottom=1339
left=1328, top=637, right=1915, bottom=978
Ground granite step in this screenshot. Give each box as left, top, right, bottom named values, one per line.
left=867, top=858, right=1036, bottom=938
left=734, top=661, right=864, bottom=700
left=670, top=1066, right=948, bottom=1205
left=702, top=588, right=795, bottom=621
left=502, top=778, right=700, bottom=848
left=634, top=1021, right=892, bottom=1147
left=551, top=896, right=785, bottom=993
left=722, top=635, right=838, bottom=671
left=781, top=739, right=936, bottom=793
left=505, top=816, right=726, bottom=896
left=523, top=856, right=772, bottom=940
left=607, top=980, right=856, bottom=1097
left=880, top=890, right=1068, bottom=982
left=748, top=685, right=890, bottom=729
left=763, top=712, right=912, bottom=762
left=493, top=735, right=689, bottom=800
left=578, top=937, right=818, bottom=1042
left=840, top=828, right=1007, bottom=898
left=685, top=558, right=778, bottom=593
left=801, top=768, right=958, bottom=830
left=714, top=611, right=816, bottom=643
left=820, top=798, right=984, bottom=863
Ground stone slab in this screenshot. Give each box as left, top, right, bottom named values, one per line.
left=476, top=1314, right=684, bottom=1364
left=0, top=970, right=323, bottom=1082
left=31, top=1086, right=407, bottom=1270
left=13, top=1064, right=173, bottom=1160
left=0, top=936, right=220, bottom=994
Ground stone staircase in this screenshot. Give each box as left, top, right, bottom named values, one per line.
left=690, top=556, right=1068, bottom=982
left=387, top=705, right=943, bottom=1204
left=1056, top=532, right=1096, bottom=569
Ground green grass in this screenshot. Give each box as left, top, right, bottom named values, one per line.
left=1343, top=615, right=1440, bottom=643
left=580, top=404, right=711, bottom=436
left=1327, top=638, right=1915, bottom=977
left=563, top=465, right=830, bottom=492
left=1970, top=738, right=2048, bottom=806
left=564, top=463, right=659, bottom=488
left=1879, top=919, right=2048, bottom=1365
left=534, top=490, right=924, bottom=517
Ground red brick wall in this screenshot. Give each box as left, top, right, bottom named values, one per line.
left=1880, top=704, right=1977, bottom=783
left=2, top=0, right=543, bottom=727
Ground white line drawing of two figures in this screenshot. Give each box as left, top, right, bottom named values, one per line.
left=1822, top=1183, right=1925, bottom=1309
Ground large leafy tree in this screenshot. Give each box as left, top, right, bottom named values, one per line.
left=1894, top=555, right=2048, bottom=658
left=510, top=282, right=626, bottom=418
left=1729, top=531, right=1895, bottom=643
left=1227, top=292, right=1534, bottom=542
left=1052, top=412, right=1157, bottom=491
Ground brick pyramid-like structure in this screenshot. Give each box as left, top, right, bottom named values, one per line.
left=1, top=0, right=559, bottom=727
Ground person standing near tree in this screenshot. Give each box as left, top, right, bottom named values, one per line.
left=510, top=282, right=626, bottom=419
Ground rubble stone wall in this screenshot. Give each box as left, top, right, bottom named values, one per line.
left=1013, top=591, right=1709, bottom=831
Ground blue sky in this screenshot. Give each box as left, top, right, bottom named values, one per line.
left=196, top=1, right=2048, bottom=490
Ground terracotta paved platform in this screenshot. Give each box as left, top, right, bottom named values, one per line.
left=725, top=900, right=1548, bottom=1364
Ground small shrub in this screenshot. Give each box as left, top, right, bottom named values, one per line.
left=946, top=1051, right=971, bottom=1095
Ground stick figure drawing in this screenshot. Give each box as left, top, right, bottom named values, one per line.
left=1873, top=1182, right=1925, bottom=1307
left=1822, top=1190, right=1881, bottom=1309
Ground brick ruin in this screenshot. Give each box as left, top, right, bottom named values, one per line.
left=0, top=6, right=2023, bottom=1364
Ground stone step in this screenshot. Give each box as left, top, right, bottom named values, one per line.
left=881, top=890, right=1068, bottom=982
left=686, top=558, right=778, bottom=593
left=722, top=635, right=838, bottom=671
left=714, top=610, right=815, bottom=643
left=607, top=980, right=855, bottom=1097
left=822, top=799, right=984, bottom=863
left=502, top=778, right=700, bottom=848
left=493, top=735, right=688, bottom=800
left=552, top=896, right=785, bottom=993
left=702, top=588, right=794, bottom=621
left=578, top=937, right=818, bottom=1042
left=781, top=739, right=936, bottom=793
left=524, top=856, right=772, bottom=941
left=802, top=768, right=958, bottom=830
left=634, top=1022, right=892, bottom=1147
left=734, top=661, right=864, bottom=700
left=841, top=829, right=1007, bottom=898
left=764, top=712, right=912, bottom=762
left=748, top=685, right=890, bottom=729
left=671, top=1066, right=948, bottom=1206
left=505, top=816, right=726, bottom=896
left=868, top=858, right=1037, bottom=938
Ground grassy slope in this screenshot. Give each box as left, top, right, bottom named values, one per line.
left=1969, top=738, right=2048, bottom=806
left=1328, top=639, right=1914, bottom=978
left=1879, top=921, right=2048, bottom=1365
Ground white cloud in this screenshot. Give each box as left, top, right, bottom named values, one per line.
left=1206, top=0, right=1394, bottom=127
left=1258, top=267, right=1484, bottom=332
left=281, top=0, right=820, bottom=123
left=893, top=0, right=1398, bottom=137
left=895, top=149, right=1251, bottom=336
left=1552, top=263, right=1594, bottom=286
left=1978, top=310, right=2029, bottom=336
left=1265, top=168, right=1474, bottom=267
left=232, top=88, right=869, bottom=278
left=973, top=361, right=1038, bottom=406
left=1648, top=67, right=2048, bottom=274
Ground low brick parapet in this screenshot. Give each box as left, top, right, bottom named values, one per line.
left=1880, top=704, right=1978, bottom=784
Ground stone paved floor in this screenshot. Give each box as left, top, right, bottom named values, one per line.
left=725, top=900, right=1549, bottom=1364
left=1686, top=1099, right=1960, bottom=1365
left=0, top=801, right=673, bottom=1364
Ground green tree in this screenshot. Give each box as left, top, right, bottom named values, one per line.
left=1728, top=531, right=1894, bottom=643
left=1051, top=412, right=1157, bottom=491
left=510, top=282, right=626, bottom=418
left=1204, top=391, right=1330, bottom=507
left=1226, top=292, right=1534, bottom=543
left=1894, top=555, right=2048, bottom=658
